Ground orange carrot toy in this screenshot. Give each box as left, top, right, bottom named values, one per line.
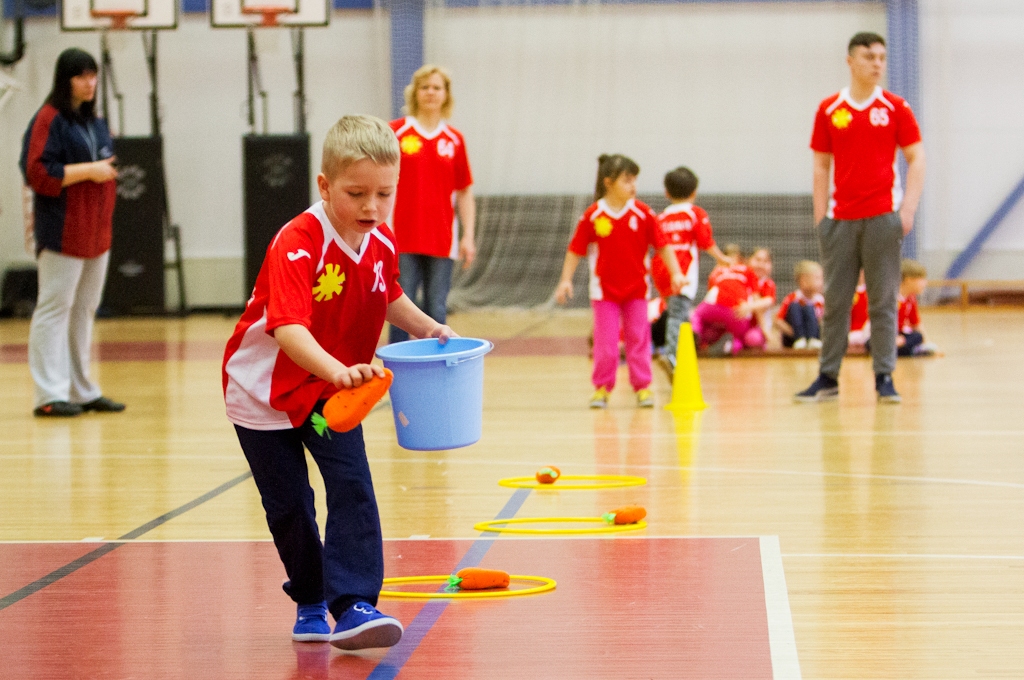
left=535, top=466, right=561, bottom=484
left=446, top=567, right=511, bottom=591
left=318, top=368, right=393, bottom=434
left=602, top=506, right=646, bottom=525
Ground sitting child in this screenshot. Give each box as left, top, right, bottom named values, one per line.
left=746, top=247, right=776, bottom=349
left=775, top=260, right=824, bottom=349
left=897, top=259, right=939, bottom=356
left=690, top=246, right=763, bottom=354
left=848, top=270, right=870, bottom=349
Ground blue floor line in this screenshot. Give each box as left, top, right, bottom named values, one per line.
left=367, top=487, right=532, bottom=680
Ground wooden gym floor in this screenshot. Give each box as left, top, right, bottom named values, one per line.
left=1, top=307, right=1022, bottom=679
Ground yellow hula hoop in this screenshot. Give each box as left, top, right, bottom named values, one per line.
left=497, top=474, right=647, bottom=490
left=473, top=516, right=647, bottom=535
left=379, top=574, right=556, bottom=599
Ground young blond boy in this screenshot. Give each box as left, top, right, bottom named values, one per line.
left=222, top=116, right=453, bottom=649
left=775, top=260, right=825, bottom=349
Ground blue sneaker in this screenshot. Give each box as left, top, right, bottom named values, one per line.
left=875, top=373, right=901, bottom=403
left=330, top=602, right=403, bottom=650
left=794, top=373, right=839, bottom=402
left=292, top=601, right=331, bottom=642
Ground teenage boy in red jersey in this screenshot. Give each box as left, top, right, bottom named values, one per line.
left=796, top=31, right=925, bottom=403
left=223, top=116, right=453, bottom=650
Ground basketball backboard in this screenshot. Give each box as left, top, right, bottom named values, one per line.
left=211, top=0, right=329, bottom=28
left=61, top=0, right=177, bottom=30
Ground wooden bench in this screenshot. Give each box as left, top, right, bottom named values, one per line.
left=928, top=279, right=1024, bottom=309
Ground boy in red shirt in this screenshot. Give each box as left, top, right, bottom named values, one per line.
left=896, top=259, right=938, bottom=356
left=848, top=270, right=870, bottom=349
left=650, top=166, right=728, bottom=373
left=223, top=116, right=453, bottom=650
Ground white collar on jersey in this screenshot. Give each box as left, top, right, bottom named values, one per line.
left=829, top=85, right=895, bottom=113
left=596, top=198, right=637, bottom=220
left=662, top=201, right=694, bottom=216
left=307, top=201, right=372, bottom=267
left=401, top=116, right=451, bottom=141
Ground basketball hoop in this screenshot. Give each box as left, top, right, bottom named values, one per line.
left=241, top=5, right=291, bottom=26
left=90, top=9, right=138, bottom=29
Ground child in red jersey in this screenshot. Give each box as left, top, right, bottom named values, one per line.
left=848, top=270, right=870, bottom=349
left=776, top=260, right=825, bottom=349
left=223, top=116, right=454, bottom=651
left=690, top=247, right=766, bottom=354
left=650, top=166, right=729, bottom=374
left=555, top=154, right=685, bottom=408
left=745, top=247, right=776, bottom=349
left=897, top=259, right=938, bottom=356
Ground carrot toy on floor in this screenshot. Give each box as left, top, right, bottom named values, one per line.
left=602, top=506, right=647, bottom=525
left=312, top=368, right=394, bottom=436
left=535, top=466, right=561, bottom=484
left=446, top=567, right=511, bottom=591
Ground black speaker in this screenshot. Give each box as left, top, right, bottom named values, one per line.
left=243, top=134, right=311, bottom=295
left=101, top=136, right=166, bottom=315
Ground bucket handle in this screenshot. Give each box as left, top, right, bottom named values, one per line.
left=445, top=355, right=480, bottom=367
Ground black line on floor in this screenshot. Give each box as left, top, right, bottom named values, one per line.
left=0, top=470, right=254, bottom=612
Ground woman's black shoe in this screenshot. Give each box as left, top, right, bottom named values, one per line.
left=34, top=401, right=83, bottom=417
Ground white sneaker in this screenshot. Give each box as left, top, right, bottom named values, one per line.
left=793, top=338, right=808, bottom=350
left=808, top=338, right=823, bottom=350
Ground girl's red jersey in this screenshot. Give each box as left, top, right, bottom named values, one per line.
left=567, top=198, right=667, bottom=303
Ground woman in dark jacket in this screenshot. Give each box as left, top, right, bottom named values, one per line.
left=20, top=48, right=124, bottom=417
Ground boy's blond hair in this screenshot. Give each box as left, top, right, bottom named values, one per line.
left=793, top=260, right=823, bottom=281
left=901, top=259, right=928, bottom=281
left=403, top=64, right=454, bottom=119
left=321, top=115, right=400, bottom=179
left=721, top=243, right=741, bottom=258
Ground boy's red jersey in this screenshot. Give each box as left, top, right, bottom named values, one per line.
left=897, top=293, right=920, bottom=333
left=223, top=202, right=403, bottom=430
left=850, top=284, right=869, bottom=331
left=810, top=86, right=921, bottom=220
left=651, top=202, right=715, bottom=299
left=776, top=290, right=825, bottom=321
left=704, top=263, right=758, bottom=310
left=567, top=198, right=666, bottom=303
left=389, top=117, right=473, bottom=259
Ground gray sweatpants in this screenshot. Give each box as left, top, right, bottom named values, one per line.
left=28, top=249, right=109, bottom=408
left=817, top=211, right=903, bottom=378
left=663, top=294, right=695, bottom=369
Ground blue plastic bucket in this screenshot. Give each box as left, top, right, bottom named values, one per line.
left=375, top=337, right=494, bottom=451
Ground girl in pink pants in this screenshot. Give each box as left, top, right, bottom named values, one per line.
left=554, top=154, right=686, bottom=408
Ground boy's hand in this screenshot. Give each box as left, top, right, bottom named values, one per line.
left=670, top=273, right=688, bottom=295
left=734, top=301, right=754, bottom=319
left=332, top=363, right=386, bottom=389
left=425, top=324, right=457, bottom=344
left=555, top=280, right=573, bottom=305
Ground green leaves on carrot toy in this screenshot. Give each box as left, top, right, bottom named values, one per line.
left=310, top=412, right=331, bottom=439
left=445, top=567, right=511, bottom=591
left=535, top=466, right=561, bottom=484
left=602, top=505, right=647, bottom=525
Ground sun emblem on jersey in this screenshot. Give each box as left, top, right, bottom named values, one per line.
left=831, top=108, right=853, bottom=130
left=313, top=264, right=345, bottom=302
left=400, top=135, right=423, bottom=155
left=594, top=216, right=613, bottom=238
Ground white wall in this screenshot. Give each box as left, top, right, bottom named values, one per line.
left=427, top=2, right=885, bottom=196
left=920, top=0, right=1024, bottom=278
left=4, top=1, right=1023, bottom=307
left=0, top=12, right=390, bottom=306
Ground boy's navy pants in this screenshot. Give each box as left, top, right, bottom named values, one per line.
left=234, top=406, right=383, bottom=620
